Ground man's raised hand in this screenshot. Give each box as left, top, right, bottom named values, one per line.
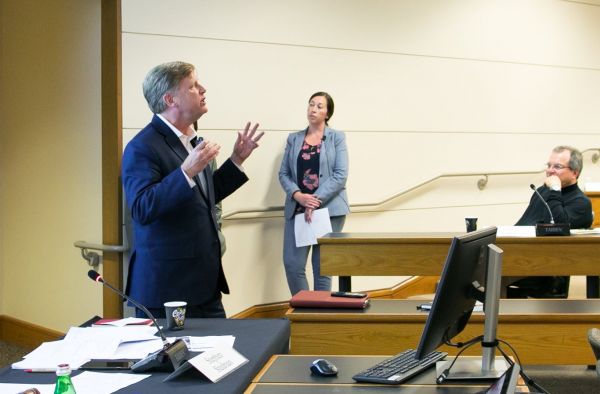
left=230, top=122, right=264, bottom=166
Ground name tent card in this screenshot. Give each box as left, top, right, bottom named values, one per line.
left=187, top=347, right=248, bottom=383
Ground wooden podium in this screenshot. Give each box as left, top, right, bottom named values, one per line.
left=318, top=232, right=600, bottom=296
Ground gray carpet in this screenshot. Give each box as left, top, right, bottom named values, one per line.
left=0, top=340, right=32, bottom=368
left=521, top=364, right=600, bottom=393
left=1, top=341, right=599, bottom=392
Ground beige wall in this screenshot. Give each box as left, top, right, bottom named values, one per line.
left=121, top=0, right=600, bottom=315
left=0, top=0, right=103, bottom=330
left=2, top=1, right=600, bottom=331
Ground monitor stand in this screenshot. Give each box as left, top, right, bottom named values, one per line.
left=436, top=356, right=508, bottom=380
left=436, top=244, right=509, bottom=380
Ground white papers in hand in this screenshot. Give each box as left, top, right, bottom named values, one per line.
left=294, top=207, right=332, bottom=247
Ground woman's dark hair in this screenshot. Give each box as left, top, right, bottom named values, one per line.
left=309, top=91, right=334, bottom=125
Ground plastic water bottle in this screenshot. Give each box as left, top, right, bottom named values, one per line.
left=54, top=363, right=76, bottom=394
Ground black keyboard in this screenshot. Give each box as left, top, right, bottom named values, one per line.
left=352, top=349, right=447, bottom=385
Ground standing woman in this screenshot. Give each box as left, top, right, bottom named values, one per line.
left=279, top=92, right=350, bottom=295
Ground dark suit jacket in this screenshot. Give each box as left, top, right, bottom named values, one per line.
left=122, top=115, right=248, bottom=308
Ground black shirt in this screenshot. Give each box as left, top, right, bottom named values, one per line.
left=515, top=183, right=593, bottom=228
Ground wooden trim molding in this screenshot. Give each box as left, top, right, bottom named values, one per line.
left=367, top=276, right=438, bottom=299
left=101, top=0, right=123, bottom=318
left=231, top=301, right=290, bottom=319
left=0, top=315, right=64, bottom=349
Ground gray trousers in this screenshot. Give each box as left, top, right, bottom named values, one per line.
left=283, top=214, right=346, bottom=295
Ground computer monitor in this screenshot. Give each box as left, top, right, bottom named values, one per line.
left=415, top=226, right=507, bottom=380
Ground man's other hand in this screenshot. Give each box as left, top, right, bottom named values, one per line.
left=181, top=140, right=220, bottom=178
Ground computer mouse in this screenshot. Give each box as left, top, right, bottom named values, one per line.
left=310, top=358, right=338, bottom=376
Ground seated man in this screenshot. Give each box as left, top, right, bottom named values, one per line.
left=506, top=145, right=593, bottom=298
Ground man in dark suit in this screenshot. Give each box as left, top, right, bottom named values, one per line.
left=122, top=61, right=263, bottom=318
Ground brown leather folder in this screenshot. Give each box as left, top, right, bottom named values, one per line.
left=289, top=290, right=370, bottom=309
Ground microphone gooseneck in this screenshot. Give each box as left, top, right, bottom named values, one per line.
left=529, top=184, right=555, bottom=224
left=86, top=271, right=190, bottom=373
left=87, top=270, right=168, bottom=347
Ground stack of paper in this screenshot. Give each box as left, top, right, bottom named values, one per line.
left=12, top=326, right=161, bottom=370
left=12, top=323, right=241, bottom=372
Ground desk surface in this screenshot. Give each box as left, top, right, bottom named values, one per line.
left=247, top=355, right=523, bottom=393
left=0, top=318, right=290, bottom=394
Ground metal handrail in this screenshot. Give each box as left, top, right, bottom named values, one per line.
left=222, top=147, right=600, bottom=219
left=74, top=240, right=128, bottom=268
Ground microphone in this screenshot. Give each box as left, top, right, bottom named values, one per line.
left=529, top=184, right=554, bottom=224
left=322, top=135, right=326, bottom=141
left=528, top=184, right=570, bottom=236
left=87, top=270, right=188, bottom=372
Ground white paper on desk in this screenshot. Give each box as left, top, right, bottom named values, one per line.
left=187, top=346, right=249, bottom=383
left=571, top=228, right=600, bottom=235
left=0, top=373, right=150, bottom=394
left=67, top=326, right=161, bottom=361
left=585, top=182, right=600, bottom=192
left=111, top=337, right=163, bottom=359
left=70, top=371, right=150, bottom=394
left=93, top=317, right=152, bottom=327
left=180, top=335, right=236, bottom=352
left=12, top=340, right=95, bottom=370
left=12, top=326, right=162, bottom=370
left=294, top=207, right=332, bottom=247
left=65, top=326, right=159, bottom=344
left=496, top=226, right=536, bottom=237
left=61, top=328, right=128, bottom=360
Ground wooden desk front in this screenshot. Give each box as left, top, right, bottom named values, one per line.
left=585, top=191, right=600, bottom=228
left=319, top=232, right=600, bottom=295
left=247, top=355, right=522, bottom=393
left=286, top=299, right=600, bottom=365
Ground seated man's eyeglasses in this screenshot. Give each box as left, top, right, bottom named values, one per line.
left=546, top=163, right=570, bottom=170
